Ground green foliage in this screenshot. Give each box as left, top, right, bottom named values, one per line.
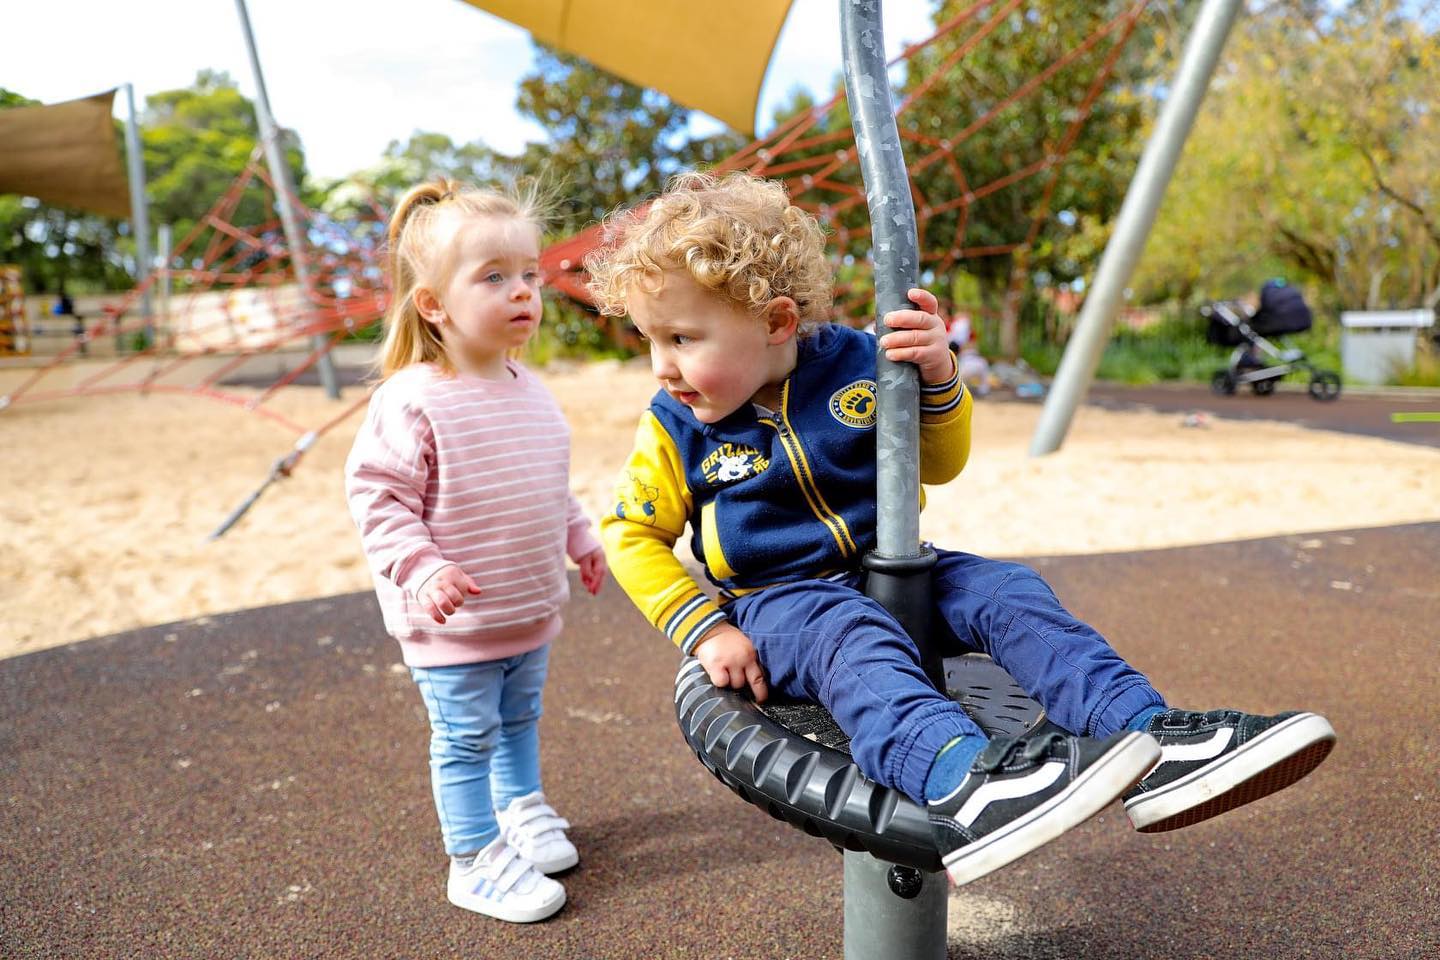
left=1390, top=342, right=1440, bottom=387
left=319, top=44, right=745, bottom=362
left=906, top=1, right=1169, bottom=289
left=317, top=133, right=505, bottom=218
left=1016, top=301, right=1348, bottom=387
left=0, top=74, right=311, bottom=294
left=1094, top=316, right=1217, bottom=384
left=1012, top=315, right=1211, bottom=384
left=1135, top=0, right=1440, bottom=311
left=895, top=1, right=1191, bottom=356
left=524, top=298, right=636, bottom=366
left=494, top=45, right=747, bottom=237
left=143, top=71, right=309, bottom=244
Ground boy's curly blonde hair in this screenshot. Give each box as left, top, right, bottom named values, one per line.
left=586, top=171, right=832, bottom=330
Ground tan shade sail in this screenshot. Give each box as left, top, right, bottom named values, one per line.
left=463, top=0, right=793, bottom=135
left=0, top=90, right=132, bottom=220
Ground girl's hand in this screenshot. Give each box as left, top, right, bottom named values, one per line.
left=694, top=623, right=768, bottom=703
left=418, top=563, right=482, bottom=624
left=879, top=288, right=957, bottom=385
left=577, top=547, right=607, bottom=596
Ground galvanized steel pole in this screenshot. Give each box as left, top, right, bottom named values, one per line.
left=841, top=2, right=946, bottom=958
left=233, top=0, right=341, bottom=399
left=122, top=83, right=153, bottom=349
left=1029, top=0, right=1242, bottom=456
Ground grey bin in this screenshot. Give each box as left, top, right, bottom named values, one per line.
left=1339, top=309, right=1435, bottom=385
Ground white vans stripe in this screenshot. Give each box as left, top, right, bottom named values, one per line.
left=953, top=761, right=1066, bottom=827
left=1158, top=727, right=1233, bottom=765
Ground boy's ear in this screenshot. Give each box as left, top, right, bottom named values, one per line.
left=413, top=287, right=446, bottom=326
left=762, top=296, right=800, bottom=344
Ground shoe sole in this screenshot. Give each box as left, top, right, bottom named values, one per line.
left=941, top=731, right=1159, bottom=887
left=1124, top=712, right=1336, bottom=833
left=448, top=884, right=566, bottom=923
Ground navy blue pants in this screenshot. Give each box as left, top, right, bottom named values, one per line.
left=726, top=549, right=1165, bottom=804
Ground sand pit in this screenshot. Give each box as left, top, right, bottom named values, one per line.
left=3, top=358, right=1438, bottom=660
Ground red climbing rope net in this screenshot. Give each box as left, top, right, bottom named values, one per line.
left=3, top=1, right=1155, bottom=531
left=546, top=0, right=1154, bottom=329
left=2, top=149, right=387, bottom=435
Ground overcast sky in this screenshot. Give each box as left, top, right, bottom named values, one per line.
left=5, top=0, right=936, bottom=181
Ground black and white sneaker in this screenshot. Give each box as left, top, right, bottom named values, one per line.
left=1123, top=709, right=1336, bottom=833
left=928, top=730, right=1160, bottom=886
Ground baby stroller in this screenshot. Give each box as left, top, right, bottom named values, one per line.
left=1202, top=280, right=1341, bottom=401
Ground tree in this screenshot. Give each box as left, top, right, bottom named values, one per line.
left=143, top=70, right=311, bottom=248
left=899, top=1, right=1180, bottom=356
left=323, top=44, right=743, bottom=255
left=0, top=74, right=316, bottom=295
left=317, top=132, right=506, bottom=219
left=1135, top=0, right=1440, bottom=311
left=495, top=45, right=746, bottom=237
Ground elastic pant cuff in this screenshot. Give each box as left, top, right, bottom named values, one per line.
left=892, top=704, right=984, bottom=804
left=1087, top=682, right=1166, bottom=738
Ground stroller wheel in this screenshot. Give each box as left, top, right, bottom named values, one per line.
left=1252, top=377, right=1277, bottom=396
left=1308, top=371, right=1342, bottom=402
left=1211, top=370, right=1237, bottom=396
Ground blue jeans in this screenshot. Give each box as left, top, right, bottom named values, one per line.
left=727, top=550, right=1164, bottom=803
left=411, top=645, right=550, bottom=856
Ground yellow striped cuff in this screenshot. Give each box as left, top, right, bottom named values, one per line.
left=920, top=355, right=965, bottom=422
left=658, top=590, right=729, bottom=655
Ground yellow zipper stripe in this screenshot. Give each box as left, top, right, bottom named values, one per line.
left=762, top=382, right=857, bottom=557
left=781, top=382, right=858, bottom=555
left=762, top=418, right=850, bottom=556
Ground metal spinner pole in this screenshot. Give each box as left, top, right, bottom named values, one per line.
left=840, top=2, right=946, bottom=957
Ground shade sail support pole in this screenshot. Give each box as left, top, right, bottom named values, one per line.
left=1029, top=0, right=1242, bottom=456
left=233, top=0, right=340, bottom=399
left=122, top=83, right=153, bottom=349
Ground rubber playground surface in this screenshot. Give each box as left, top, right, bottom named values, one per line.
left=1082, top=382, right=1440, bottom=448
left=3, top=520, right=1437, bottom=959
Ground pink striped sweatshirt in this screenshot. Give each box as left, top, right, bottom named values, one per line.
left=344, top=361, right=601, bottom=667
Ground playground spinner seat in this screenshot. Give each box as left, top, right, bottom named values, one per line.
left=674, top=647, right=1064, bottom=872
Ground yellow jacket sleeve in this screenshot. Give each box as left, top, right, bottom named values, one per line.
left=600, top=411, right=729, bottom=655
left=918, top=352, right=973, bottom=485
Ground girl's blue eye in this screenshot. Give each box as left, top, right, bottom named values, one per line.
left=486, top=273, right=504, bottom=283
left=673, top=334, right=692, bottom=346
left=523, top=270, right=540, bottom=282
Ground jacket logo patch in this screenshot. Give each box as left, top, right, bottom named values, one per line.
left=829, top=380, right=878, bottom=429
left=701, top=443, right=769, bottom=485
left=615, top=471, right=659, bottom=526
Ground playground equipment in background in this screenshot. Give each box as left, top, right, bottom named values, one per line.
left=0, top=150, right=386, bottom=428
left=1203, top=279, right=1342, bottom=401
left=4, top=1, right=1169, bottom=552
left=0, top=266, right=27, bottom=356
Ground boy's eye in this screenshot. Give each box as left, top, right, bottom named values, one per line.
left=523, top=270, right=540, bottom=282
left=485, top=273, right=504, bottom=283
left=673, top=334, right=693, bottom=346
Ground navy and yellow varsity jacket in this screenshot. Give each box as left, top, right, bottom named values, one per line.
left=600, top=323, right=972, bottom=655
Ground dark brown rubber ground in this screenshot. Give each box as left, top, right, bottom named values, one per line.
left=3, top=523, right=1437, bottom=959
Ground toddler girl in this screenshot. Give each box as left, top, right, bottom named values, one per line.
left=346, top=179, right=606, bottom=922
